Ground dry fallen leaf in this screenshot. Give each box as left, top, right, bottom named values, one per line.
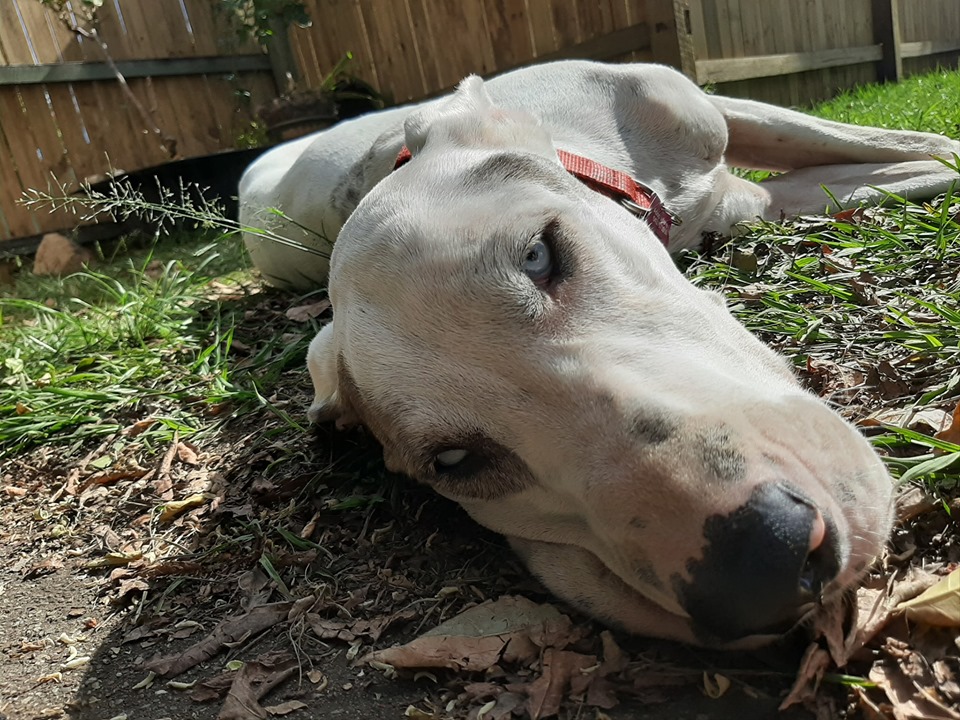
left=859, top=406, right=950, bottom=434
left=285, top=300, right=330, bottom=322
left=264, top=699, right=308, bottom=715
left=158, top=494, right=210, bottom=522
left=934, top=401, right=960, bottom=446
left=218, top=652, right=298, bottom=720
left=364, top=596, right=570, bottom=672
left=123, top=418, right=156, bottom=437
left=896, top=568, right=960, bottom=627
left=805, top=356, right=865, bottom=400
left=146, top=601, right=299, bottom=678
left=177, top=442, right=200, bottom=465
left=306, top=608, right=417, bottom=643
left=780, top=645, right=832, bottom=710
left=524, top=648, right=597, bottom=720
left=702, top=672, right=731, bottom=699
left=869, top=658, right=960, bottom=720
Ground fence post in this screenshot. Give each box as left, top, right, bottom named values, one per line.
left=872, top=0, right=903, bottom=81
left=266, top=17, right=302, bottom=94
left=647, top=0, right=697, bottom=81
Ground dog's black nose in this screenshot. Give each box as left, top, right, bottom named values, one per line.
left=677, top=482, right=840, bottom=643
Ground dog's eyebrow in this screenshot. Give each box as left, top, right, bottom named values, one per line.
left=466, top=153, right=566, bottom=191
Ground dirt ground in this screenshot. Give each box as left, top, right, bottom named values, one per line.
left=1, top=278, right=957, bottom=720
left=0, top=419, right=819, bottom=720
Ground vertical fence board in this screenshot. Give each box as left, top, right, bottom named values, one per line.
left=481, top=0, right=534, bottom=69
left=524, top=0, right=561, bottom=56
left=357, top=0, right=425, bottom=103
left=416, top=0, right=494, bottom=88
left=0, top=2, right=36, bottom=64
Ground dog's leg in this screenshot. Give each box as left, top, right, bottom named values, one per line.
left=710, top=95, right=960, bottom=171
left=757, top=159, right=959, bottom=216
left=708, top=96, right=960, bottom=217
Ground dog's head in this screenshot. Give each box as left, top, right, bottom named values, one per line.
left=307, top=77, right=894, bottom=646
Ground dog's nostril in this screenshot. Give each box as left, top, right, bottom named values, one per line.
left=799, top=513, right=840, bottom=598
left=677, top=482, right=841, bottom=643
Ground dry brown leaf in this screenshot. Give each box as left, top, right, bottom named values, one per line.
left=218, top=652, right=299, bottom=720
left=524, top=648, right=597, bottom=720
left=123, top=418, right=156, bottom=437
left=158, top=493, right=210, bottom=522
left=364, top=596, right=568, bottom=672
left=146, top=601, right=295, bottom=677
left=264, top=700, right=307, bottom=715
left=867, top=361, right=910, bottom=400
left=896, top=485, right=940, bottom=523
left=190, top=672, right=236, bottom=703
left=284, top=300, right=330, bottom=322
left=846, top=585, right=894, bottom=660
left=869, top=659, right=960, bottom=720
left=805, top=356, right=865, bottom=399
left=935, top=401, right=960, bottom=446
left=486, top=692, right=524, bottom=720
left=307, top=608, right=416, bottom=643
left=780, top=645, right=832, bottom=710
left=597, top=631, right=627, bottom=676
left=896, top=568, right=960, bottom=627
left=177, top=442, right=200, bottom=465
left=860, top=407, right=950, bottom=434
left=702, top=672, right=731, bottom=699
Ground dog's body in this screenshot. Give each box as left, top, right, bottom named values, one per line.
left=239, top=61, right=960, bottom=646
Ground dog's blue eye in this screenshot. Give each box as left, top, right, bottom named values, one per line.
left=522, top=239, right=552, bottom=282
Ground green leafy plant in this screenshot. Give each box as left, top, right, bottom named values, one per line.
left=219, top=0, right=312, bottom=45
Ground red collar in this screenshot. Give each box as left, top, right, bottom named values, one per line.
left=393, top=146, right=678, bottom=247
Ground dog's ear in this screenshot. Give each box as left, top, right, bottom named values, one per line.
left=306, top=322, right=359, bottom=428
left=403, top=75, right=555, bottom=160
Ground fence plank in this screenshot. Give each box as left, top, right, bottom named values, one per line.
left=0, top=56, right=273, bottom=85
left=900, top=39, right=960, bottom=59
left=358, top=0, right=425, bottom=103
left=696, top=45, right=883, bottom=84
left=0, top=128, right=38, bottom=237
left=45, top=85, right=89, bottom=186
left=0, top=2, right=35, bottom=64
left=13, top=0, right=61, bottom=64
left=525, top=0, right=560, bottom=56
left=417, top=0, right=494, bottom=88
left=481, top=0, right=534, bottom=69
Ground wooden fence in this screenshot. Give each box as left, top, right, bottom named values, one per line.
left=1, top=0, right=958, bottom=248
left=0, top=0, right=277, bottom=245
left=284, top=0, right=664, bottom=104
left=285, top=0, right=960, bottom=106
left=686, top=0, right=960, bottom=105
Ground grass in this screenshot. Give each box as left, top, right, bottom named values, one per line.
left=0, top=232, right=320, bottom=460
left=684, top=68, right=960, bottom=494
left=3, top=67, right=960, bottom=495
left=812, top=70, right=960, bottom=137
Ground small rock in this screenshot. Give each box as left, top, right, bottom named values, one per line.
left=32, top=233, right=94, bottom=276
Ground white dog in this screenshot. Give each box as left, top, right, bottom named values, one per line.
left=239, top=61, right=959, bottom=646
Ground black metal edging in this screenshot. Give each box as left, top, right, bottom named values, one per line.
left=0, top=54, right=272, bottom=86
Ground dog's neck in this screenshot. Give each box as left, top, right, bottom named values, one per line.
left=393, top=145, right=678, bottom=247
